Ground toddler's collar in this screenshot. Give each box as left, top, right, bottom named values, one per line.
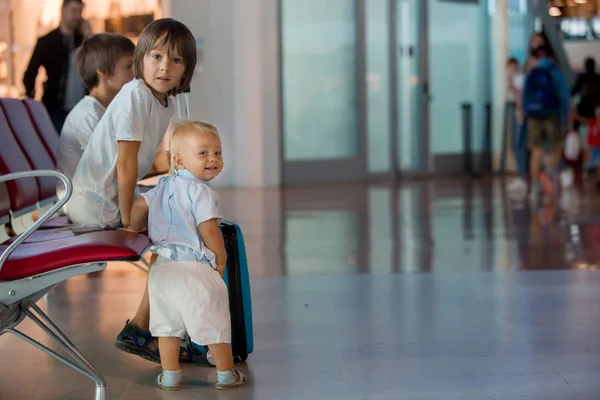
left=174, top=169, right=210, bottom=184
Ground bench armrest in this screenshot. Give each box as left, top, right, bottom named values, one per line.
left=0, top=170, right=72, bottom=273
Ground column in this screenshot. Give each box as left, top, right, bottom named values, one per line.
left=161, top=0, right=281, bottom=188
left=491, top=0, right=509, bottom=171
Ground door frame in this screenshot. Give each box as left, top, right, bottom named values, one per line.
left=389, top=0, right=431, bottom=178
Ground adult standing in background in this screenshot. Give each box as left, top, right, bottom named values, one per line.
left=23, top=0, right=88, bottom=133
left=571, top=57, right=600, bottom=122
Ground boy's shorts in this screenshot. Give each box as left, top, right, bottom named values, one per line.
left=527, top=116, right=563, bottom=149
left=149, top=259, right=232, bottom=345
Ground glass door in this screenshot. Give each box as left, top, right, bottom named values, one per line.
left=280, top=0, right=367, bottom=185
left=279, top=0, right=430, bottom=185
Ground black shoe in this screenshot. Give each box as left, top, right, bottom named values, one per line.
left=115, top=320, right=161, bottom=363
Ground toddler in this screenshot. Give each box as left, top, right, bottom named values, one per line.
left=126, top=120, right=247, bottom=391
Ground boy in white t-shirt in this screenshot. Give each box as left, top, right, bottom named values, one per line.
left=67, top=19, right=197, bottom=230
left=66, top=19, right=198, bottom=364
left=56, top=33, right=134, bottom=201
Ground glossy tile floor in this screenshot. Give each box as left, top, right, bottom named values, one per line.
left=4, top=178, right=600, bottom=399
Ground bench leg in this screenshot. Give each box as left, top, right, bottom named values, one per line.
left=4, top=300, right=109, bottom=400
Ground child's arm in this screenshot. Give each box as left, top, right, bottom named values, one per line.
left=117, top=140, right=141, bottom=228
left=145, top=150, right=171, bottom=178
left=199, top=219, right=227, bottom=276
left=513, top=87, right=523, bottom=114
left=126, top=196, right=149, bottom=232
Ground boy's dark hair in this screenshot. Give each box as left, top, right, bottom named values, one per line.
left=529, top=31, right=557, bottom=61
left=507, top=57, right=519, bottom=66
left=585, top=57, right=596, bottom=73
left=75, top=33, right=135, bottom=90
left=62, top=0, right=83, bottom=7
left=133, top=18, right=197, bottom=96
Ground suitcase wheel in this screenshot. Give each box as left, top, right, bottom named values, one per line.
left=205, top=348, right=216, bottom=367
left=234, top=354, right=248, bottom=363
left=201, top=347, right=248, bottom=367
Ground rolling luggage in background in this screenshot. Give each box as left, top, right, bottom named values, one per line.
left=195, top=221, right=254, bottom=366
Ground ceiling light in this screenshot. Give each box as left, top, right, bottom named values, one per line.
left=549, top=6, right=562, bottom=16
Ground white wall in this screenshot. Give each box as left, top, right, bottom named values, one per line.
left=162, top=0, right=281, bottom=188
left=565, top=41, right=600, bottom=73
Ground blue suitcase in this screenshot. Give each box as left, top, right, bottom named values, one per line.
left=195, top=220, right=254, bottom=365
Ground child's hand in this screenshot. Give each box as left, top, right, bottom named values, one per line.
left=123, top=196, right=150, bottom=233
left=120, top=217, right=130, bottom=229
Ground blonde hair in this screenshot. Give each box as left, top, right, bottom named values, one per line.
left=168, top=120, right=220, bottom=175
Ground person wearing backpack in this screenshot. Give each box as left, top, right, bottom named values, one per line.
left=522, top=45, right=570, bottom=199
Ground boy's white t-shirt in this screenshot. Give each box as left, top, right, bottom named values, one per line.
left=512, top=73, right=524, bottom=92
left=513, top=73, right=525, bottom=123
left=507, top=72, right=524, bottom=100
left=68, top=79, right=175, bottom=229
left=56, top=95, right=106, bottom=199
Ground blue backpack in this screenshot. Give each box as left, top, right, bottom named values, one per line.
left=523, top=63, right=560, bottom=117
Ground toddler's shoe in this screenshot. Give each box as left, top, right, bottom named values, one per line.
left=215, top=368, right=247, bottom=390
left=156, top=370, right=181, bottom=391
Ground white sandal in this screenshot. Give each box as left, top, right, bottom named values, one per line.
left=156, top=372, right=180, bottom=391
left=215, top=369, right=247, bottom=390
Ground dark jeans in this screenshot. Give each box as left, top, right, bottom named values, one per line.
left=50, top=109, right=69, bottom=134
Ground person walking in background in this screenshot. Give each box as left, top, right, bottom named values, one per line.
left=571, top=57, right=600, bottom=123
left=522, top=43, right=570, bottom=200
left=571, top=57, right=600, bottom=176
left=23, top=0, right=88, bottom=133
left=574, top=103, right=600, bottom=191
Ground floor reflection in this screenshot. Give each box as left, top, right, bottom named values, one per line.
left=6, top=178, right=600, bottom=399
left=217, top=178, right=600, bottom=276
left=139, top=175, right=600, bottom=275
